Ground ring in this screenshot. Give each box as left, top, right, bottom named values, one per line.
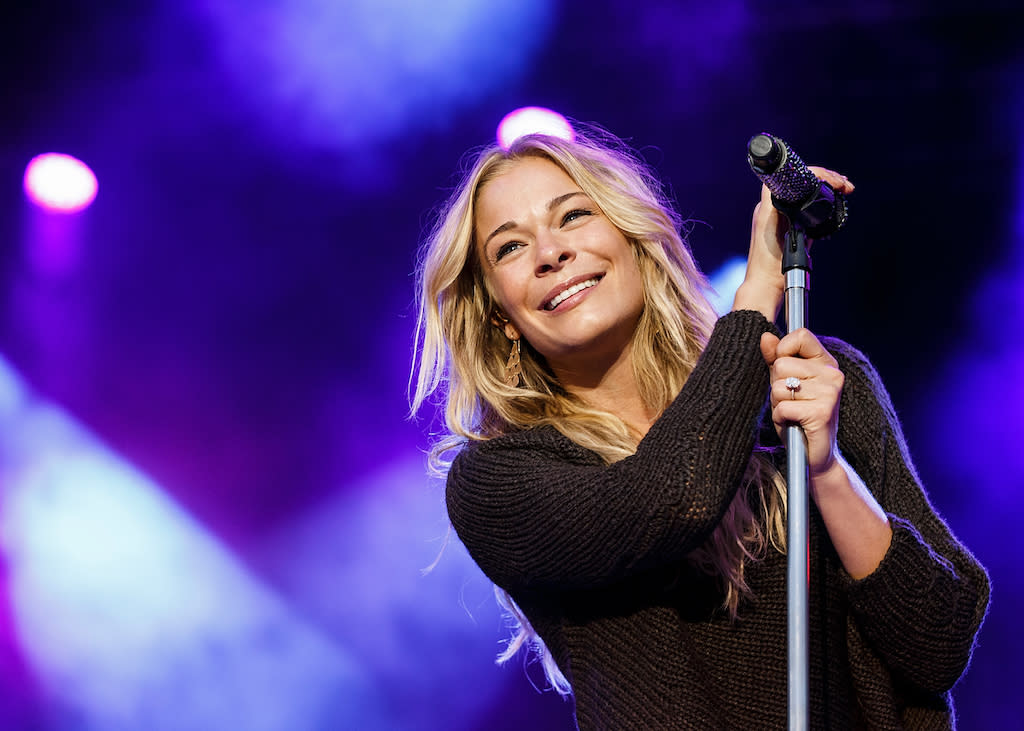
left=785, top=377, right=801, bottom=399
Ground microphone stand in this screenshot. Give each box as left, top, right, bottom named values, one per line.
left=746, top=131, right=847, bottom=730
left=783, top=226, right=810, bottom=731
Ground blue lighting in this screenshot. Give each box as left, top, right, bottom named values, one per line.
left=197, top=0, right=555, bottom=149
left=256, top=455, right=514, bottom=728
left=0, top=357, right=382, bottom=729
left=707, top=256, right=748, bottom=316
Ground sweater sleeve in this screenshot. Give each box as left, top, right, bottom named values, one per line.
left=446, top=309, right=774, bottom=593
left=825, top=338, right=990, bottom=694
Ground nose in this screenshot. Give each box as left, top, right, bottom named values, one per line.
left=534, top=232, right=574, bottom=275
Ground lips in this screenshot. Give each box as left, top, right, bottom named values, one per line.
left=541, top=274, right=604, bottom=311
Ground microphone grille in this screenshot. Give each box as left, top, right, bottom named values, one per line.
left=754, top=136, right=820, bottom=207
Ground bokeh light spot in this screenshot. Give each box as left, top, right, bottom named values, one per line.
left=23, top=153, right=98, bottom=214
left=707, top=256, right=747, bottom=316
left=497, top=107, right=575, bottom=150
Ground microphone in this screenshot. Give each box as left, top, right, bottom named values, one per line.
left=747, top=133, right=848, bottom=238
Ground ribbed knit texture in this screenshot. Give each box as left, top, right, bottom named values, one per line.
left=446, top=310, right=989, bottom=730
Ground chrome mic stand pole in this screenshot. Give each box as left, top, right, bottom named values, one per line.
left=783, top=228, right=810, bottom=731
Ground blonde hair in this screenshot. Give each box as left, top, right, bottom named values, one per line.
left=411, top=127, right=786, bottom=696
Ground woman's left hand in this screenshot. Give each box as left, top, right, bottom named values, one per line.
left=760, top=328, right=844, bottom=476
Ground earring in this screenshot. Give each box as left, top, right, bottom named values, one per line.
left=504, top=338, right=522, bottom=387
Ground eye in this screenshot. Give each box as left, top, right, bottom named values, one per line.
left=561, top=208, right=593, bottom=226
left=494, top=240, right=523, bottom=262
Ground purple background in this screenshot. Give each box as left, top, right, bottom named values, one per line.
left=1, top=1, right=1021, bottom=729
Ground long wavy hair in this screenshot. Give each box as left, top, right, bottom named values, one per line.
left=411, top=128, right=786, bottom=696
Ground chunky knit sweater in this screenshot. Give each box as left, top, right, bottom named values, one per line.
left=446, top=310, right=989, bottom=730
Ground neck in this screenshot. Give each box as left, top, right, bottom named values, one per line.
left=549, top=340, right=659, bottom=440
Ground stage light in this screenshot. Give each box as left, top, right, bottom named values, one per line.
left=199, top=0, right=554, bottom=153
left=0, top=356, right=366, bottom=728
left=23, top=153, right=98, bottom=214
left=708, top=256, right=747, bottom=316
left=497, top=107, right=574, bottom=150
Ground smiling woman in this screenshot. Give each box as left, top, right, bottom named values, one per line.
left=410, top=127, right=988, bottom=730
left=473, top=157, right=647, bottom=403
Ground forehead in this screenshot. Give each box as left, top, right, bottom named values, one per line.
left=474, top=156, right=579, bottom=226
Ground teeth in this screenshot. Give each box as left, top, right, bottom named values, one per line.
left=547, top=278, right=599, bottom=310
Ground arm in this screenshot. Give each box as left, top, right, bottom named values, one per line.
left=733, top=167, right=854, bottom=322
left=767, top=332, right=990, bottom=692
left=763, top=331, right=989, bottom=691
left=826, top=338, right=990, bottom=693
left=762, top=328, right=893, bottom=580
left=447, top=309, right=773, bottom=593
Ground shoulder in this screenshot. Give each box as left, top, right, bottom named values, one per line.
left=446, top=425, right=606, bottom=518
left=444, top=425, right=604, bottom=548
left=819, top=336, right=909, bottom=468
left=450, top=425, right=601, bottom=485
left=819, top=336, right=891, bottom=409
left=819, top=336, right=874, bottom=373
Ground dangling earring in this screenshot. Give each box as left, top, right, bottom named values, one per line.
left=504, top=338, right=522, bottom=387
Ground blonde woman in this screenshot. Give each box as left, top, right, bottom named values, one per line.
left=411, top=128, right=988, bottom=729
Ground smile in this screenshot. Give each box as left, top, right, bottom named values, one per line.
left=544, top=276, right=602, bottom=311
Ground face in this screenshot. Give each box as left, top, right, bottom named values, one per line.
left=474, top=156, right=646, bottom=377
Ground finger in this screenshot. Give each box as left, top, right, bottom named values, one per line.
left=760, top=331, right=780, bottom=367
left=770, top=369, right=818, bottom=401
left=752, top=194, right=788, bottom=238
left=807, top=165, right=855, bottom=193
left=772, top=353, right=842, bottom=389
left=770, top=395, right=816, bottom=434
left=770, top=398, right=831, bottom=433
left=770, top=396, right=800, bottom=427
left=771, top=366, right=844, bottom=408
left=771, top=376, right=823, bottom=412
left=774, top=328, right=836, bottom=364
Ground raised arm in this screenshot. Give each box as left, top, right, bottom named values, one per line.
left=447, top=309, right=773, bottom=593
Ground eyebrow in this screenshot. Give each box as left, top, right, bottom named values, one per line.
left=483, top=191, right=588, bottom=250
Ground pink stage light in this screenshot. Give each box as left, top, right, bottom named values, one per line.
left=23, top=153, right=98, bottom=214
left=497, top=107, right=574, bottom=150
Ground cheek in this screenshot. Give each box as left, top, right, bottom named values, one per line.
left=624, top=257, right=646, bottom=303
left=488, top=265, right=531, bottom=306
left=483, top=276, right=520, bottom=322
left=485, top=273, right=509, bottom=303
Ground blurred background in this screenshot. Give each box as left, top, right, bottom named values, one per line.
left=1, top=1, right=1021, bottom=728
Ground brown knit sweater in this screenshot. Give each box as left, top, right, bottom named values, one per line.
left=446, top=310, right=989, bottom=730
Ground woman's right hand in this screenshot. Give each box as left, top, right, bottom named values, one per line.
left=732, top=167, right=854, bottom=321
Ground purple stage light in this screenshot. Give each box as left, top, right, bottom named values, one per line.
left=199, top=0, right=554, bottom=155
left=23, top=153, right=98, bottom=214
left=497, top=107, right=574, bottom=150
left=0, top=355, right=366, bottom=728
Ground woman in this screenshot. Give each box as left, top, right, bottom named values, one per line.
left=411, top=128, right=988, bottom=729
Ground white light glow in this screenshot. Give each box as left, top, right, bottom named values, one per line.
left=23, top=153, right=98, bottom=213
left=497, top=106, right=575, bottom=150
left=708, top=256, right=748, bottom=316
